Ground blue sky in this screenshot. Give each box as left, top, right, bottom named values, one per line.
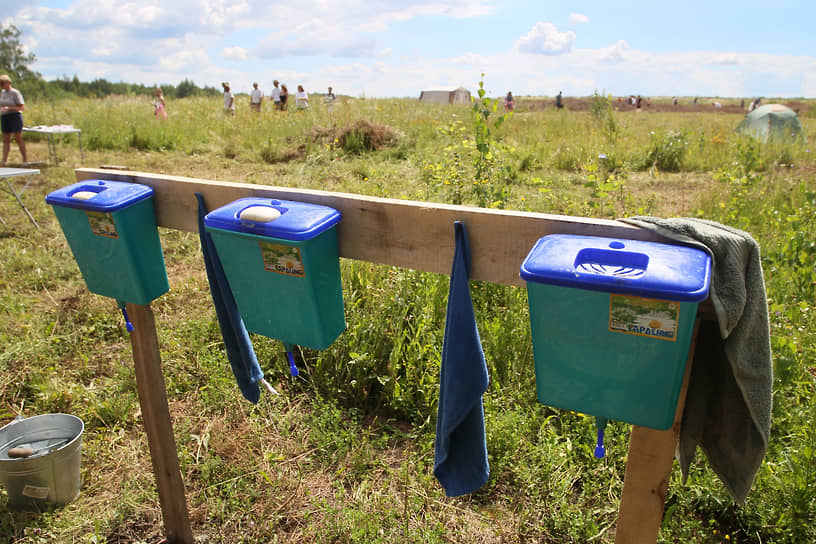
left=7, top=1, right=815, bottom=98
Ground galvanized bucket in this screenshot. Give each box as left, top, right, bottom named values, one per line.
left=0, top=414, right=84, bottom=509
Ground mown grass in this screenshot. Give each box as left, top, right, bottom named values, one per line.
left=1, top=92, right=814, bottom=543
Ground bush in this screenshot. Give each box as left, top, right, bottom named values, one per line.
left=640, top=129, right=687, bottom=172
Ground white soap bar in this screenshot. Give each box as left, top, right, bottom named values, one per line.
left=71, top=191, right=98, bottom=200
left=239, top=205, right=282, bottom=223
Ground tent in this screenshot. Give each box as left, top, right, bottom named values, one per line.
left=419, top=86, right=471, bottom=105
left=735, top=104, right=803, bottom=142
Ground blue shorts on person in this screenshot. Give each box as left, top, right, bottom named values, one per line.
left=1, top=112, right=23, bottom=133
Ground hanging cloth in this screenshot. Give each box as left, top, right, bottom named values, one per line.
left=196, top=193, right=264, bottom=403
left=433, top=221, right=490, bottom=496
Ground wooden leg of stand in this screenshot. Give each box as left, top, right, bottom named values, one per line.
left=615, top=320, right=699, bottom=544
left=127, top=303, right=193, bottom=544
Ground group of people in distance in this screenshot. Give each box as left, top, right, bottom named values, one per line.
left=222, top=80, right=336, bottom=115
left=503, top=90, right=564, bottom=112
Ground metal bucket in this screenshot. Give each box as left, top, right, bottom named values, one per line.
left=0, top=414, right=84, bottom=509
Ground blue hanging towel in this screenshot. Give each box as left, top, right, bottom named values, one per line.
left=434, top=221, right=490, bottom=496
left=196, top=193, right=264, bottom=403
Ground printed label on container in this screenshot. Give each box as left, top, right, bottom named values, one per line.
left=86, top=211, right=118, bottom=238
left=608, top=294, right=679, bottom=341
left=260, top=242, right=305, bottom=277
left=22, top=484, right=50, bottom=499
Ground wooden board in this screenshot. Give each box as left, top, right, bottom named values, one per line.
left=76, top=168, right=667, bottom=287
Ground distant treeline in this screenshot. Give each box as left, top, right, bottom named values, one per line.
left=16, top=75, right=222, bottom=100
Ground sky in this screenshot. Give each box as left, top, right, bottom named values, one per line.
left=6, top=1, right=816, bottom=98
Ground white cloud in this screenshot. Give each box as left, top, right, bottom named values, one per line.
left=253, top=34, right=379, bottom=58
left=160, top=49, right=211, bottom=72
left=451, top=52, right=488, bottom=65
left=598, top=40, right=629, bottom=64
left=569, top=13, right=589, bottom=24
left=803, top=65, right=816, bottom=97
left=221, top=46, right=248, bottom=61
left=515, top=22, right=575, bottom=55
left=709, top=53, right=739, bottom=65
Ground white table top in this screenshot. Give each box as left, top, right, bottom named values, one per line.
left=0, top=167, right=40, bottom=177
left=23, top=125, right=81, bottom=134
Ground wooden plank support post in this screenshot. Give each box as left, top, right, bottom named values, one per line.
left=614, top=319, right=700, bottom=544
left=74, top=168, right=708, bottom=544
left=127, top=303, right=194, bottom=544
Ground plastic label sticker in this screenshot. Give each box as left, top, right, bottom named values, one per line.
left=259, top=242, right=305, bottom=277
left=22, top=484, right=50, bottom=499
left=86, top=211, right=118, bottom=238
left=608, top=294, right=679, bottom=341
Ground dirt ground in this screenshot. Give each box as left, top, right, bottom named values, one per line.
left=517, top=96, right=813, bottom=116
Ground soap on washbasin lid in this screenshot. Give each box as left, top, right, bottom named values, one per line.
left=71, top=191, right=98, bottom=200
left=239, top=205, right=282, bottom=223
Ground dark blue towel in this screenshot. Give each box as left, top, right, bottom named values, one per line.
left=196, top=193, right=264, bottom=403
left=434, top=221, right=490, bottom=496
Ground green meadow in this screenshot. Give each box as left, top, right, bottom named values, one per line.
left=0, top=91, right=814, bottom=543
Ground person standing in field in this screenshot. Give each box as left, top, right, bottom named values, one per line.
left=153, top=87, right=167, bottom=119
left=279, top=84, right=289, bottom=110
left=556, top=91, right=564, bottom=110
left=0, top=74, right=28, bottom=165
left=324, top=86, right=336, bottom=110
left=504, top=91, right=514, bottom=111
left=295, top=85, right=309, bottom=109
left=222, top=82, right=235, bottom=115
left=250, top=82, right=263, bottom=112
left=270, top=80, right=282, bottom=110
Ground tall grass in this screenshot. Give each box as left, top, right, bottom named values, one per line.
left=0, top=93, right=814, bottom=542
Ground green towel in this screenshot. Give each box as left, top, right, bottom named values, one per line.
left=621, top=217, right=772, bottom=504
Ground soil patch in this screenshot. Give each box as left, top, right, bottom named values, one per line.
left=517, top=97, right=813, bottom=116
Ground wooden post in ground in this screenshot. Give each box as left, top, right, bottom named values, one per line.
left=127, top=303, right=194, bottom=544
left=614, top=319, right=700, bottom=544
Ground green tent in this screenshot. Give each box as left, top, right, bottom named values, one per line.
left=736, top=104, right=803, bottom=142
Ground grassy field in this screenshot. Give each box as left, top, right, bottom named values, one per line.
left=0, top=90, right=814, bottom=543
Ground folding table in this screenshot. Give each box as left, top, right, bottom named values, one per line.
left=23, top=125, right=84, bottom=165
left=0, top=167, right=40, bottom=228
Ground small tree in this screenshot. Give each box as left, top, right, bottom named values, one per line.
left=0, top=24, right=39, bottom=82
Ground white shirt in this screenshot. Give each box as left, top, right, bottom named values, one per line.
left=250, top=88, right=263, bottom=104
left=224, top=90, right=234, bottom=110
left=271, top=86, right=281, bottom=102
left=0, top=88, right=24, bottom=114
left=295, top=91, right=308, bottom=108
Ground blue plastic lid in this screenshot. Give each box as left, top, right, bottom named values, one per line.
left=204, top=197, right=341, bottom=241
left=520, top=234, right=711, bottom=302
left=45, top=180, right=153, bottom=212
